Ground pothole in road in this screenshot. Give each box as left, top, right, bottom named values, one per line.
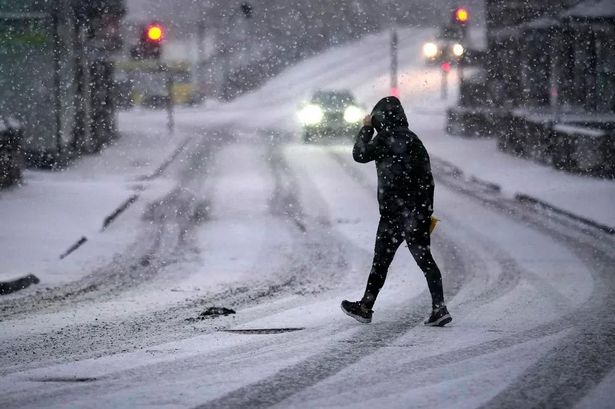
left=221, top=328, right=305, bottom=335
left=32, top=377, right=98, bottom=383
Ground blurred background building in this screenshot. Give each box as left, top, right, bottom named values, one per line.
left=121, top=0, right=484, bottom=100
left=448, top=0, right=615, bottom=177
left=1, top=0, right=481, bottom=180
left=10, top=1, right=610, bottom=181
left=0, top=0, right=125, bottom=172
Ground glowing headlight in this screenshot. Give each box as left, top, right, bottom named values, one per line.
left=452, top=43, right=464, bottom=57
left=423, top=42, right=438, bottom=58
left=298, top=104, right=324, bottom=125
left=344, top=106, right=363, bottom=123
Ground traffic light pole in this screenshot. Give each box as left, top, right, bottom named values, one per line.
left=167, top=73, right=174, bottom=134
left=441, top=65, right=449, bottom=100
left=162, top=63, right=174, bottom=134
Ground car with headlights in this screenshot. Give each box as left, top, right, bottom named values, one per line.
left=422, top=9, right=468, bottom=66
left=422, top=39, right=465, bottom=65
left=297, top=90, right=364, bottom=143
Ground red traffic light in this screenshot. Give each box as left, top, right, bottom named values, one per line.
left=454, top=7, right=469, bottom=24
left=132, top=22, right=165, bottom=59
left=146, top=23, right=164, bottom=42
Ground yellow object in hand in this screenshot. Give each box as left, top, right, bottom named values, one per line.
left=429, top=216, right=439, bottom=234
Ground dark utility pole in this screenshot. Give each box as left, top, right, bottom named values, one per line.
left=221, top=2, right=252, bottom=100
left=196, top=21, right=205, bottom=86
left=51, top=3, right=63, bottom=158
left=163, top=66, right=175, bottom=134
left=390, top=29, right=398, bottom=97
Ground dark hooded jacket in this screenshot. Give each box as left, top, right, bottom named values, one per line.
left=353, top=96, right=434, bottom=216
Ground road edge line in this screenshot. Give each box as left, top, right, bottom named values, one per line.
left=432, top=155, right=614, bottom=235
left=514, top=193, right=615, bottom=235
left=59, top=236, right=88, bottom=259
left=101, top=194, right=140, bottom=231
left=143, top=136, right=192, bottom=181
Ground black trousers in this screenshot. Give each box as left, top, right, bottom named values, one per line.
left=361, top=209, right=444, bottom=310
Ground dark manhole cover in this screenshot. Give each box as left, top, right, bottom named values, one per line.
left=222, top=328, right=304, bottom=335
left=33, top=377, right=98, bottom=383
left=186, top=306, right=236, bottom=322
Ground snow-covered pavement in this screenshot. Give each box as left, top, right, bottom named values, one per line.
left=1, top=27, right=614, bottom=408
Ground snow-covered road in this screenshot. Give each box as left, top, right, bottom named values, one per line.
left=1, top=28, right=614, bottom=408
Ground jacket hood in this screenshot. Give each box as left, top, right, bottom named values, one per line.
left=371, top=96, right=408, bottom=132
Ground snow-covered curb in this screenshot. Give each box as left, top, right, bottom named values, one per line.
left=0, top=117, right=191, bottom=289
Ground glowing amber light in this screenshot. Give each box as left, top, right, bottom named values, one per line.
left=147, top=25, right=163, bottom=41
left=455, top=8, right=469, bottom=23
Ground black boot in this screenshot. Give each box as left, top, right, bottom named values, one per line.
left=341, top=300, right=373, bottom=324
left=424, top=305, right=452, bottom=327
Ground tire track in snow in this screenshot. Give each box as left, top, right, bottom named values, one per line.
left=0, top=134, right=382, bottom=407
left=475, top=238, right=615, bottom=408
left=0, top=133, right=214, bottom=320
left=188, top=146, right=604, bottom=409
left=266, top=143, right=351, bottom=293
left=430, top=158, right=615, bottom=408
left=191, top=148, right=470, bottom=409
left=0, top=132, right=225, bottom=377
left=249, top=148, right=606, bottom=408
left=0, top=133, right=358, bottom=383
left=258, top=149, right=609, bottom=409
left=217, top=148, right=612, bottom=409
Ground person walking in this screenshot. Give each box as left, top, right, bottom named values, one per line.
left=341, top=96, right=452, bottom=327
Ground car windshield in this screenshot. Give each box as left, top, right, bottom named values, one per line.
left=312, top=91, right=355, bottom=108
